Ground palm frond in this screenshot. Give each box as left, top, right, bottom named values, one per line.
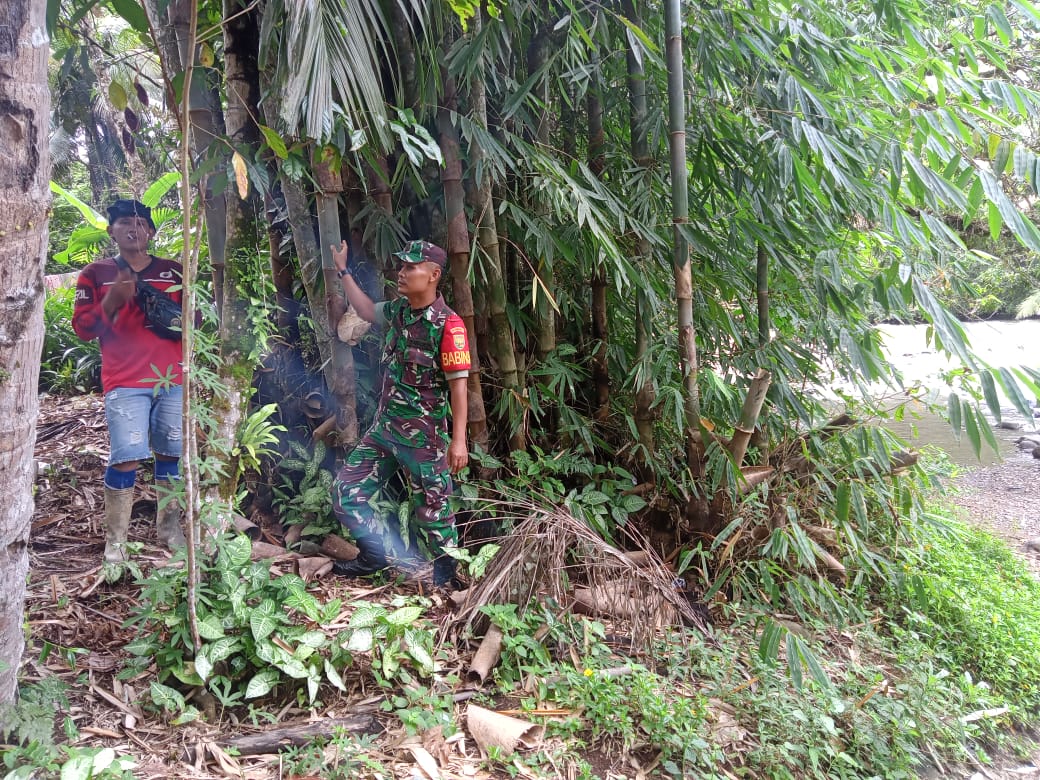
left=1016, top=289, right=1040, bottom=319
left=261, top=0, right=397, bottom=147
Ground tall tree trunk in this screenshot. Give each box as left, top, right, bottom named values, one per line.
left=587, top=75, right=610, bottom=421
left=527, top=34, right=556, bottom=361
left=664, top=0, right=702, bottom=472
left=152, top=0, right=228, bottom=310
left=214, top=0, right=264, bottom=506
left=623, top=0, right=657, bottom=467
left=465, top=15, right=520, bottom=414
left=279, top=174, right=342, bottom=398
left=438, top=69, right=489, bottom=451
left=314, top=156, right=360, bottom=444
left=0, top=0, right=49, bottom=706
left=757, top=241, right=770, bottom=348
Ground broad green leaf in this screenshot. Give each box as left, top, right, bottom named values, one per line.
left=250, top=601, right=280, bottom=642
left=345, top=627, right=374, bottom=653
left=109, top=0, right=150, bottom=32
left=349, top=603, right=384, bottom=629
left=150, top=681, right=186, bottom=712
left=205, top=637, right=240, bottom=663
left=108, top=82, right=128, bottom=111
left=141, top=172, right=180, bottom=207
left=386, top=605, right=424, bottom=627
left=259, top=124, right=289, bottom=159
left=196, top=614, right=226, bottom=640
left=324, top=660, right=347, bottom=692
left=245, top=669, right=281, bottom=699
left=194, top=652, right=213, bottom=682
left=50, top=181, right=107, bottom=229
left=60, top=753, right=94, bottom=780
left=948, top=391, right=962, bottom=435
left=405, top=628, right=434, bottom=676
left=172, top=705, right=201, bottom=725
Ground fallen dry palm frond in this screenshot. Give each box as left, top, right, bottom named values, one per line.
left=452, top=497, right=712, bottom=652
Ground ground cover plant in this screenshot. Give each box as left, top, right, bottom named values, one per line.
left=14, top=399, right=1040, bottom=779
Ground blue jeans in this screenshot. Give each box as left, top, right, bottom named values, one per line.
left=104, top=385, right=183, bottom=466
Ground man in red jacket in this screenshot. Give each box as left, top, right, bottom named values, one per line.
left=73, top=199, right=186, bottom=575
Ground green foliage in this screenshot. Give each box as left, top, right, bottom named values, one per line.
left=279, top=730, right=385, bottom=779
left=273, top=439, right=336, bottom=541
left=39, top=287, right=101, bottom=394
left=231, top=403, right=286, bottom=475
left=123, top=533, right=352, bottom=713
left=464, top=447, right=646, bottom=543
left=340, top=598, right=437, bottom=686
left=1, top=676, right=138, bottom=780
left=889, top=517, right=1040, bottom=709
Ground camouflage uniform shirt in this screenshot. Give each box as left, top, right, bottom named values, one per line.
left=372, top=295, right=471, bottom=448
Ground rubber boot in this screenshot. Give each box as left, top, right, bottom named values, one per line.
left=103, top=486, right=134, bottom=564
left=155, top=487, right=187, bottom=551
left=332, top=535, right=389, bottom=578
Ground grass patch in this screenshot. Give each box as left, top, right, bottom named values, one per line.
left=887, top=516, right=1040, bottom=712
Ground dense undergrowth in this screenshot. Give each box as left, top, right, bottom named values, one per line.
left=6, top=450, right=1040, bottom=779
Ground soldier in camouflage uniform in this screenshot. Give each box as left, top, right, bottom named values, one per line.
left=331, top=239, right=471, bottom=586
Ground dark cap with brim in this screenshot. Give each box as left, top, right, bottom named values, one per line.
left=107, top=199, right=156, bottom=231
left=393, top=240, right=447, bottom=269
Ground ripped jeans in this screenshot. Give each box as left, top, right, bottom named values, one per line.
left=104, top=385, right=183, bottom=466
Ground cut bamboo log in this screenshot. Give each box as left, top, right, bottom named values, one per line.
left=468, top=625, right=504, bottom=684
left=320, top=534, right=360, bottom=561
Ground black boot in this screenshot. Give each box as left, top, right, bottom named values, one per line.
left=432, top=555, right=461, bottom=589
left=332, top=536, right=388, bottom=579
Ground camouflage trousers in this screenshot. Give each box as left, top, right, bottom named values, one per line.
left=332, top=424, right=458, bottom=556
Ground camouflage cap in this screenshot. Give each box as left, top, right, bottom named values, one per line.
left=107, top=199, right=156, bottom=231
left=393, top=240, right=447, bottom=269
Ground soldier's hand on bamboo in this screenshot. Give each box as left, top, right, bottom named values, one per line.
left=447, top=438, right=468, bottom=474
left=332, top=241, right=349, bottom=274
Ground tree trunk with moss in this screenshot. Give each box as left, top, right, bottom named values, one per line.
left=213, top=0, right=264, bottom=508
left=0, top=0, right=49, bottom=706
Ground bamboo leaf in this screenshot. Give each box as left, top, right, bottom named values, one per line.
left=980, top=369, right=1001, bottom=419
left=948, top=391, right=962, bottom=435
left=785, top=632, right=804, bottom=691
left=998, top=367, right=1035, bottom=417
left=758, top=618, right=784, bottom=664
left=962, top=400, right=982, bottom=457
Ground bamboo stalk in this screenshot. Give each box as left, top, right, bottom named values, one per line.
left=729, top=369, right=772, bottom=466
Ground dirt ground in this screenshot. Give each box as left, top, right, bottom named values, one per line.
left=19, top=393, right=1040, bottom=779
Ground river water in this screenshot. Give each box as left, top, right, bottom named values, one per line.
left=871, top=320, right=1040, bottom=467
